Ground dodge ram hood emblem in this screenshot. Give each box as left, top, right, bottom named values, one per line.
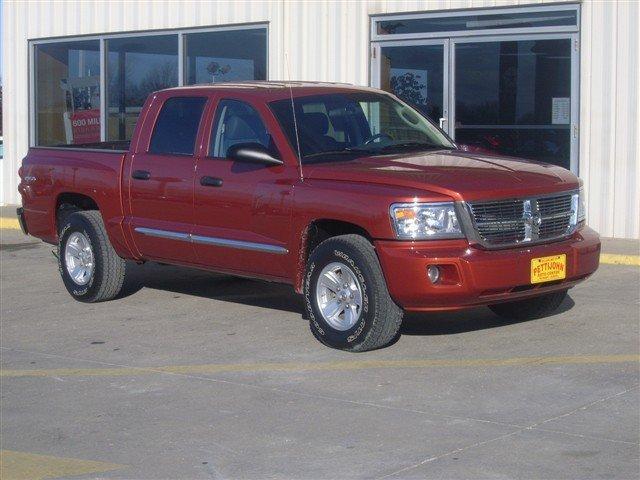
left=523, top=199, right=542, bottom=240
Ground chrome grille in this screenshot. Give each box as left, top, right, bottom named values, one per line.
left=469, top=192, right=576, bottom=247
left=469, top=200, right=525, bottom=245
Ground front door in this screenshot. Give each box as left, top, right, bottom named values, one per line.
left=127, top=94, right=208, bottom=263
left=191, top=97, right=295, bottom=279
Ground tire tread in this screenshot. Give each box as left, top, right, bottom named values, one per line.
left=307, top=234, right=403, bottom=352
left=58, top=210, right=126, bottom=302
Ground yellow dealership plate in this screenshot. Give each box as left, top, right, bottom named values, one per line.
left=531, top=254, right=567, bottom=284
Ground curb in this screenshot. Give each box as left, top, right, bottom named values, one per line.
left=600, top=254, right=640, bottom=266
left=1, top=217, right=638, bottom=266
left=0, top=217, right=21, bottom=230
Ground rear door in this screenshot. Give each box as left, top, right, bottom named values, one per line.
left=191, top=96, right=296, bottom=278
left=127, top=93, right=208, bottom=263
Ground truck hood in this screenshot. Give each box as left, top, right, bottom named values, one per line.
left=302, top=150, right=579, bottom=201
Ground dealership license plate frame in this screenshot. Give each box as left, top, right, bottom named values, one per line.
left=531, top=254, right=567, bottom=284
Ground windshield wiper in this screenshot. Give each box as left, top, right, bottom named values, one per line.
left=379, top=142, right=449, bottom=153
left=303, top=147, right=376, bottom=160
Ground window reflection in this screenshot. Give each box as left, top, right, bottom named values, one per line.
left=185, top=28, right=267, bottom=85
left=106, top=35, right=179, bottom=141
left=35, top=40, right=101, bottom=146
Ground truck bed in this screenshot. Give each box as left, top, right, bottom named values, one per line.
left=19, top=146, right=128, bottom=244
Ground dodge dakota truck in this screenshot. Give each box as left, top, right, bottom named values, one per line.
left=18, top=82, right=600, bottom=351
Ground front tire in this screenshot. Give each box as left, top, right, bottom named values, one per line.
left=58, top=210, right=127, bottom=302
left=488, top=290, right=568, bottom=321
left=304, top=234, right=403, bottom=352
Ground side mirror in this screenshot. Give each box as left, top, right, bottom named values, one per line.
left=227, top=143, right=283, bottom=166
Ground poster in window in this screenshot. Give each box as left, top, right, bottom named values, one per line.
left=390, top=68, right=428, bottom=107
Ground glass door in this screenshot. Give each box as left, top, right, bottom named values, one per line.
left=372, top=33, right=578, bottom=172
left=452, top=35, right=577, bottom=170
left=371, top=40, right=451, bottom=135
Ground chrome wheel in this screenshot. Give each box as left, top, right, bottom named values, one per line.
left=64, top=232, right=94, bottom=286
left=315, top=262, right=363, bottom=331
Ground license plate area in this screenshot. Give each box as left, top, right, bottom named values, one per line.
left=531, top=254, right=567, bottom=284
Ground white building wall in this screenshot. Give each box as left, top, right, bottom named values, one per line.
left=2, top=0, right=638, bottom=238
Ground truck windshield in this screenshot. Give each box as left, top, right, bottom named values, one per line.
left=269, top=92, right=455, bottom=163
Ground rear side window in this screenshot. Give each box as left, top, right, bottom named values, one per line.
left=149, top=97, right=207, bottom=155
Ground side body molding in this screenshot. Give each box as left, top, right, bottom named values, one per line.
left=134, top=227, right=288, bottom=255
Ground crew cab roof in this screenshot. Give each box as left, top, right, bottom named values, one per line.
left=155, top=81, right=383, bottom=101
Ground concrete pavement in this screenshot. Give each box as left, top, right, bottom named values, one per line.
left=1, top=228, right=638, bottom=479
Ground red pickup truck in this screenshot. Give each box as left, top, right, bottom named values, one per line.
left=18, top=82, right=600, bottom=351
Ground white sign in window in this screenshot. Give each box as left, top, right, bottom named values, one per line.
left=552, top=97, right=570, bottom=125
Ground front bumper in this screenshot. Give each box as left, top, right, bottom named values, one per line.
left=375, top=226, right=600, bottom=311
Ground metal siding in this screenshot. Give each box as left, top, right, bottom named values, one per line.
left=578, top=0, right=639, bottom=239
left=1, top=0, right=638, bottom=238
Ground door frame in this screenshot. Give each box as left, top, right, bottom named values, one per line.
left=370, top=32, right=580, bottom=173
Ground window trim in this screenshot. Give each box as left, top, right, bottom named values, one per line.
left=28, top=22, right=269, bottom=148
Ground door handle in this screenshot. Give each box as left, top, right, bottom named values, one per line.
left=132, top=170, right=151, bottom=180
left=439, top=117, right=447, bottom=130
left=200, top=176, right=223, bottom=187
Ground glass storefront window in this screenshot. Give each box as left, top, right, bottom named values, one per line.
left=376, top=9, right=577, bottom=36
left=454, top=39, right=572, bottom=168
left=34, top=40, right=101, bottom=146
left=31, top=26, right=268, bottom=148
left=185, top=28, right=267, bottom=85
left=106, top=35, right=179, bottom=141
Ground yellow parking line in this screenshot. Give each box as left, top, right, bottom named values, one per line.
left=600, top=253, right=640, bottom=266
left=0, top=450, right=123, bottom=480
left=0, top=217, right=20, bottom=230
left=1, top=354, right=638, bottom=379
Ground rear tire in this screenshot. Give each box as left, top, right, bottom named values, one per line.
left=489, top=290, right=568, bottom=321
left=56, top=203, right=79, bottom=233
left=304, top=234, right=403, bottom=352
left=58, top=210, right=127, bottom=302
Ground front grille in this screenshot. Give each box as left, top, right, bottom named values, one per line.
left=538, top=195, right=574, bottom=238
left=469, top=200, right=525, bottom=245
left=469, top=192, right=576, bottom=247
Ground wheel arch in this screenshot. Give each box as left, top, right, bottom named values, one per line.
left=55, top=192, right=101, bottom=232
left=294, top=218, right=374, bottom=293
left=53, top=191, right=136, bottom=260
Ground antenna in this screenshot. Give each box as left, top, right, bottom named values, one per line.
left=285, top=52, right=303, bottom=182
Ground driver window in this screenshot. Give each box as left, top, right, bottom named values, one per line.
left=210, top=99, right=272, bottom=158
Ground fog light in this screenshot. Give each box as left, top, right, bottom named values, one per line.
left=427, top=265, right=440, bottom=284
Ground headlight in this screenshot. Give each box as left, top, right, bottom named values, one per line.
left=390, top=202, right=464, bottom=240
left=571, top=188, right=586, bottom=226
